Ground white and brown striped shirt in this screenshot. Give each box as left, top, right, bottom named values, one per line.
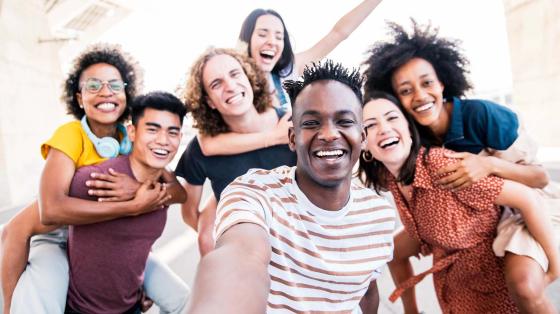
left=215, top=166, right=396, bottom=313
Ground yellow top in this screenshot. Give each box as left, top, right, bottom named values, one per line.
left=41, top=120, right=107, bottom=167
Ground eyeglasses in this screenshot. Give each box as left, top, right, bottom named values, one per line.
left=80, top=78, right=127, bottom=94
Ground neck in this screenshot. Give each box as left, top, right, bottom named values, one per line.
left=88, top=118, right=118, bottom=139
left=129, top=155, right=163, bottom=183
left=294, top=170, right=351, bottom=211
left=224, top=107, right=275, bottom=133
left=429, top=101, right=453, bottom=140
left=385, top=162, right=402, bottom=179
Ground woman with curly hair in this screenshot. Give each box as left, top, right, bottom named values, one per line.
left=357, top=92, right=559, bottom=313
left=174, top=47, right=296, bottom=256
left=362, top=21, right=560, bottom=313
left=194, top=0, right=383, bottom=158
left=1, top=43, right=189, bottom=314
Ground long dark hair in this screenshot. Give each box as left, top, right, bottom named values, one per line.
left=357, top=91, right=422, bottom=193
left=238, top=9, right=295, bottom=77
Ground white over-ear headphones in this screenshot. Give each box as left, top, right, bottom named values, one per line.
left=80, top=116, right=132, bottom=158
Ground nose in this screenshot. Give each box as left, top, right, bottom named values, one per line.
left=98, top=83, right=114, bottom=96
left=223, top=77, right=236, bottom=92
left=318, top=122, right=340, bottom=142
left=376, top=119, right=391, bottom=136
left=413, top=86, right=429, bottom=103
left=155, top=131, right=169, bottom=145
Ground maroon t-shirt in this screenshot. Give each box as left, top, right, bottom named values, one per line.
left=66, top=156, right=167, bottom=314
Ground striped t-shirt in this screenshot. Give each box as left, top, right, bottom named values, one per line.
left=215, top=166, right=396, bottom=313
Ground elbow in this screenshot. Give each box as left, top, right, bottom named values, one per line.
left=532, top=168, right=550, bottom=189
left=38, top=199, right=61, bottom=226
left=181, top=204, right=198, bottom=231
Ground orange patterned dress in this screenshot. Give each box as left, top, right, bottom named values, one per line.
left=388, top=147, right=518, bottom=313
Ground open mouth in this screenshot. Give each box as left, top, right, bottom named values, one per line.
left=151, top=148, right=170, bottom=158
left=413, top=102, right=434, bottom=113
left=313, top=149, right=345, bottom=160
left=95, top=102, right=117, bottom=111
left=259, top=49, right=276, bottom=61
left=226, top=92, right=245, bottom=104
left=378, top=137, right=400, bottom=149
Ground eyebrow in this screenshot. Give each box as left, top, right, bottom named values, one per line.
left=145, top=122, right=181, bottom=131
left=396, top=73, right=432, bottom=86
left=364, top=110, right=397, bottom=122
left=301, top=109, right=357, bottom=117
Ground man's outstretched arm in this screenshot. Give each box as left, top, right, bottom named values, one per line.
left=188, top=223, right=271, bottom=314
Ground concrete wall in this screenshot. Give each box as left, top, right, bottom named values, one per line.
left=503, top=0, right=560, bottom=147
left=0, top=0, right=68, bottom=208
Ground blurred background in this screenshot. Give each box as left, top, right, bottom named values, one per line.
left=1, top=0, right=559, bottom=211
left=0, top=0, right=559, bottom=312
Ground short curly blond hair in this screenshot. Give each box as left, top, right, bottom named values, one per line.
left=182, top=47, right=271, bottom=136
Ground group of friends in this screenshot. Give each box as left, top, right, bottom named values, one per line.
left=1, top=0, right=560, bottom=313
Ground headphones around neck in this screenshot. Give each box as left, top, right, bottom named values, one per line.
left=80, top=116, right=132, bottom=158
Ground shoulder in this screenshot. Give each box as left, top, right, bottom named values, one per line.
left=41, top=120, right=86, bottom=161
left=228, top=166, right=293, bottom=192
left=460, top=98, right=518, bottom=122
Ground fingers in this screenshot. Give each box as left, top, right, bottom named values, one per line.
left=443, top=151, right=467, bottom=159
left=86, top=179, right=115, bottom=190
left=436, top=161, right=460, bottom=175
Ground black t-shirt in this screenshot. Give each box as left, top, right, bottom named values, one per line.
left=175, top=138, right=296, bottom=200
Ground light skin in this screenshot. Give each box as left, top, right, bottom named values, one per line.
left=364, top=98, right=560, bottom=314
left=0, top=64, right=184, bottom=314
left=182, top=53, right=280, bottom=256
left=188, top=80, right=378, bottom=313
left=391, top=57, right=549, bottom=190
left=200, top=0, right=383, bottom=156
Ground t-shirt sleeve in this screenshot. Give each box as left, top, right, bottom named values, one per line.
left=68, top=164, right=100, bottom=201
left=472, top=100, right=519, bottom=150
left=213, top=174, right=270, bottom=241
left=174, top=138, right=206, bottom=185
left=41, top=122, right=84, bottom=164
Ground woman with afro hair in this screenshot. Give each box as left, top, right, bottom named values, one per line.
left=362, top=20, right=560, bottom=313
left=1, top=43, right=189, bottom=314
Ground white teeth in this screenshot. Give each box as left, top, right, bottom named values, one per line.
left=152, top=148, right=168, bottom=156
left=379, top=137, right=399, bottom=148
left=226, top=93, right=243, bottom=104
left=260, top=50, right=275, bottom=57
left=315, top=150, right=343, bottom=157
left=97, top=103, right=116, bottom=110
left=414, top=102, right=434, bottom=112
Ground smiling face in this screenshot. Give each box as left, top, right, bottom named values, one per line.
left=391, top=58, right=446, bottom=129
left=363, top=98, right=412, bottom=173
left=249, top=14, right=285, bottom=73
left=202, top=54, right=255, bottom=119
left=129, top=108, right=182, bottom=170
left=76, top=63, right=127, bottom=131
left=290, top=80, right=365, bottom=189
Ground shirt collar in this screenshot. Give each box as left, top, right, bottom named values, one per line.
left=443, top=97, right=465, bottom=145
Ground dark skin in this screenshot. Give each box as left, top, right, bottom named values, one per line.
left=188, top=80, right=379, bottom=313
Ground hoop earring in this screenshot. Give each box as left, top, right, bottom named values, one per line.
left=362, top=150, right=374, bottom=162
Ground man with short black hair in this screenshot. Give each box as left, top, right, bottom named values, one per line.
left=188, top=61, right=396, bottom=313
left=65, top=91, right=187, bottom=314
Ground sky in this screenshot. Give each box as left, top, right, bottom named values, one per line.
left=95, top=0, right=512, bottom=97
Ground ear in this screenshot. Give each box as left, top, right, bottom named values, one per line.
left=438, top=80, right=445, bottom=93
left=288, top=126, right=296, bottom=152
left=76, top=92, right=84, bottom=109
left=360, top=127, right=367, bottom=152
left=206, top=96, right=216, bottom=110
left=127, top=124, right=136, bottom=143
